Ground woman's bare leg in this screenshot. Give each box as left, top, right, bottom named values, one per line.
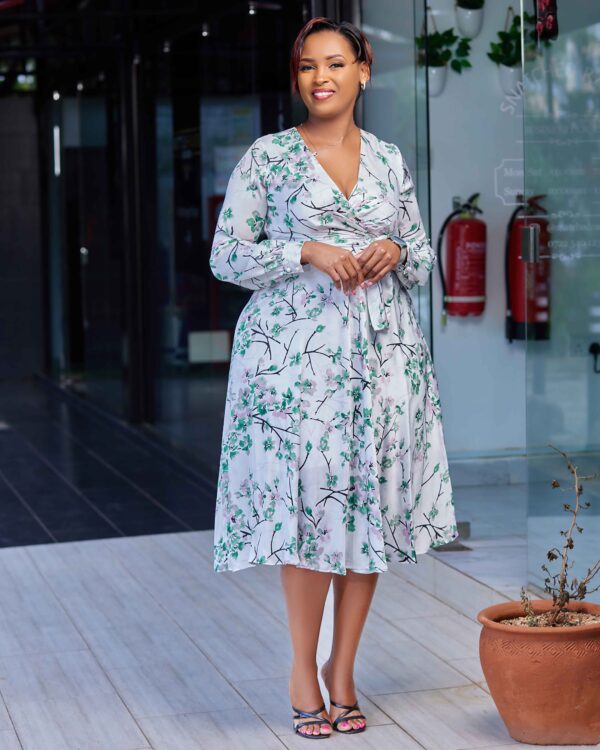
left=321, top=570, right=379, bottom=731
left=280, top=565, right=333, bottom=736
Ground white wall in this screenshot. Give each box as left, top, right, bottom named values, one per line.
left=427, top=0, right=527, bottom=458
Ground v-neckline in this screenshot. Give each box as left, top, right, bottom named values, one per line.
left=293, top=125, right=364, bottom=202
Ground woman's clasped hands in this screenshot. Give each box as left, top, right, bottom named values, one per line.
left=300, top=238, right=403, bottom=295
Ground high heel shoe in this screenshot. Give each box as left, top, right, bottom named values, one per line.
left=320, top=661, right=367, bottom=734
left=291, top=703, right=333, bottom=739
left=328, top=699, right=367, bottom=734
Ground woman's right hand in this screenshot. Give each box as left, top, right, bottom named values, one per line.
left=300, top=241, right=365, bottom=294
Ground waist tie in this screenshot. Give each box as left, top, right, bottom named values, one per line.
left=358, top=232, right=396, bottom=331
left=364, top=273, right=395, bottom=331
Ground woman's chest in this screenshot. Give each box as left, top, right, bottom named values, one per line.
left=264, top=149, right=398, bottom=238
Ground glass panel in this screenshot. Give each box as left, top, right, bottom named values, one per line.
left=48, top=67, right=127, bottom=417
left=149, top=4, right=306, bottom=473
left=523, top=2, right=600, bottom=600
left=360, top=0, right=432, bottom=345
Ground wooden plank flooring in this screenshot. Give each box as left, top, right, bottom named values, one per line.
left=0, top=531, right=596, bottom=749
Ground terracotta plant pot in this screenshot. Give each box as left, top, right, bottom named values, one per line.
left=477, top=599, right=600, bottom=745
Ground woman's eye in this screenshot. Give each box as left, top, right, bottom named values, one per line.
left=300, top=63, right=344, bottom=71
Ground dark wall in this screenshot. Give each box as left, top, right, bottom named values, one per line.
left=0, top=96, right=43, bottom=379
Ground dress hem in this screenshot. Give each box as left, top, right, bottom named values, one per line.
left=213, top=529, right=460, bottom=576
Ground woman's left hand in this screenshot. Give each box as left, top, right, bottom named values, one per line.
left=355, top=238, right=402, bottom=285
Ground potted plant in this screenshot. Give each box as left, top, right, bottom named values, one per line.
left=455, top=0, right=485, bottom=40
left=487, top=6, right=546, bottom=94
left=416, top=7, right=472, bottom=97
left=477, top=445, right=600, bottom=745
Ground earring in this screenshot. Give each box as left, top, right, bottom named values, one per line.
left=361, top=81, right=366, bottom=90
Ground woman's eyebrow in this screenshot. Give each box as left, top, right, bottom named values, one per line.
left=299, top=54, right=346, bottom=62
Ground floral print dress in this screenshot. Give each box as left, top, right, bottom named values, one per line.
left=210, top=125, right=459, bottom=575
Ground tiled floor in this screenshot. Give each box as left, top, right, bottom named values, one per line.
left=0, top=378, right=598, bottom=748
left=0, top=379, right=216, bottom=546
left=0, top=530, right=596, bottom=750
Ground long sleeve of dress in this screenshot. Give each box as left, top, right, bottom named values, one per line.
left=391, top=146, right=436, bottom=290
left=209, top=138, right=306, bottom=291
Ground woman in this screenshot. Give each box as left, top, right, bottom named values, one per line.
left=210, top=17, right=459, bottom=739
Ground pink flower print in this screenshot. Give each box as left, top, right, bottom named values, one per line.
left=264, top=390, right=278, bottom=405
left=370, top=525, right=383, bottom=541
left=320, top=288, right=335, bottom=304
left=269, top=488, right=282, bottom=504
left=402, top=525, right=411, bottom=546
left=425, top=397, right=435, bottom=421
left=319, top=526, right=332, bottom=543
left=536, top=20, right=543, bottom=33
left=546, top=14, right=554, bottom=29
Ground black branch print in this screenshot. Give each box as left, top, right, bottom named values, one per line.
left=211, top=126, right=458, bottom=575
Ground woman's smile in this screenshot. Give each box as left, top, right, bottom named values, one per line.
left=312, top=89, right=335, bottom=100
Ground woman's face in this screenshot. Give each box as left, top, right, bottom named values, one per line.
left=296, top=30, right=369, bottom=117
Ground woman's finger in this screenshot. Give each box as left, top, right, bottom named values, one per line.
left=345, top=253, right=364, bottom=289
left=335, top=262, right=350, bottom=294
left=369, top=255, right=391, bottom=277
left=369, top=262, right=393, bottom=284
left=362, top=243, right=390, bottom=278
left=356, top=245, right=377, bottom=269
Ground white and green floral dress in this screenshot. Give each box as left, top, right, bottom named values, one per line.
left=210, top=125, right=459, bottom=575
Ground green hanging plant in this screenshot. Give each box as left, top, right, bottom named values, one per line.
left=416, top=27, right=472, bottom=73
left=487, top=8, right=549, bottom=67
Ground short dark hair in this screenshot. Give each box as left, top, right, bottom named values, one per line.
left=290, top=17, right=373, bottom=99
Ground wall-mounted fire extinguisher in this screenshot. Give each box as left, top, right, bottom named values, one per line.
left=437, top=193, right=487, bottom=326
left=505, top=193, right=551, bottom=342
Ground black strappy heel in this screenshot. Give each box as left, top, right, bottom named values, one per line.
left=291, top=702, right=333, bottom=739
left=329, top=698, right=367, bottom=733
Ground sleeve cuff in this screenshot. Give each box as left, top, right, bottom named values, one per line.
left=281, top=240, right=306, bottom=274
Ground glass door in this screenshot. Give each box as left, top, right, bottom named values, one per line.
left=59, top=66, right=127, bottom=417
left=360, top=0, right=432, bottom=347
left=522, top=1, right=600, bottom=599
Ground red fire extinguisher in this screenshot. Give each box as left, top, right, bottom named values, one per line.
left=505, top=194, right=551, bottom=342
left=437, top=193, right=487, bottom=325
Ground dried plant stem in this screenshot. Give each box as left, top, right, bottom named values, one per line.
left=521, top=444, right=600, bottom=627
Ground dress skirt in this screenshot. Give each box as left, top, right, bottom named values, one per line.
left=209, top=126, right=459, bottom=575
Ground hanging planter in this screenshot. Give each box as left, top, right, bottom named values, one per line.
left=455, top=0, right=485, bottom=40
left=416, top=5, right=472, bottom=98
left=498, top=62, right=521, bottom=93
left=427, top=65, right=448, bottom=97
left=487, top=6, right=549, bottom=94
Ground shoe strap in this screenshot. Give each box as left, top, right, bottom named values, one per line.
left=330, top=699, right=359, bottom=711
left=292, top=703, right=327, bottom=719
left=330, top=699, right=365, bottom=727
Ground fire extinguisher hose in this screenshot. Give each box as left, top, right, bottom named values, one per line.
left=437, top=193, right=482, bottom=325
left=504, top=202, right=524, bottom=343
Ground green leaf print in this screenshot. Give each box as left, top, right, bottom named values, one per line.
left=211, top=127, right=458, bottom=576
